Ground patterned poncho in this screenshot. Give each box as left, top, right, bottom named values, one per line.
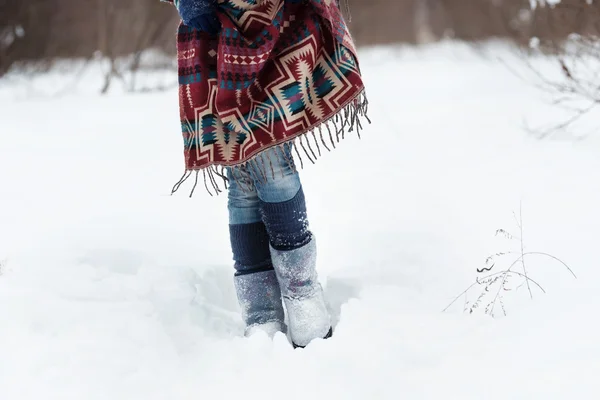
left=163, top=0, right=369, bottom=195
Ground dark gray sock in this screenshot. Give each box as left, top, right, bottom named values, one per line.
left=260, top=187, right=312, bottom=251
left=229, top=222, right=272, bottom=275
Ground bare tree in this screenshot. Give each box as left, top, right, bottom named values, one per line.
left=524, top=0, right=600, bottom=136
left=415, top=0, right=437, bottom=44
left=0, top=0, right=178, bottom=87
left=345, top=0, right=534, bottom=45
left=0, top=0, right=54, bottom=75
left=95, top=0, right=178, bottom=93
left=3, top=0, right=599, bottom=101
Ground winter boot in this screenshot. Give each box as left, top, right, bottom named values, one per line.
left=230, top=221, right=286, bottom=337
left=234, top=268, right=286, bottom=337
left=270, top=238, right=332, bottom=348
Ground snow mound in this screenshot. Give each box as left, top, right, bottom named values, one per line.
left=1, top=41, right=600, bottom=399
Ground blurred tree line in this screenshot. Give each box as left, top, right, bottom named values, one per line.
left=348, top=0, right=599, bottom=46
left=0, top=0, right=177, bottom=78
left=1, top=0, right=599, bottom=77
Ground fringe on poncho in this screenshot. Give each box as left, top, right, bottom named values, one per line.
left=164, top=0, right=369, bottom=196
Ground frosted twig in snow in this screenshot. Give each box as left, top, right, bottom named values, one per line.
left=516, top=202, right=533, bottom=300
left=443, top=206, right=576, bottom=317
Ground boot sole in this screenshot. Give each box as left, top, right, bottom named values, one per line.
left=292, top=327, right=333, bottom=349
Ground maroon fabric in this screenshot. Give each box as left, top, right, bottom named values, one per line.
left=166, top=0, right=368, bottom=180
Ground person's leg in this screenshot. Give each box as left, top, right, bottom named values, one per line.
left=227, top=166, right=285, bottom=336
left=251, top=144, right=332, bottom=348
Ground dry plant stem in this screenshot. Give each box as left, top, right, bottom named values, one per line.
left=516, top=204, right=533, bottom=300
left=525, top=252, right=577, bottom=278
left=489, top=271, right=510, bottom=317
left=442, top=269, right=546, bottom=313
left=443, top=205, right=576, bottom=316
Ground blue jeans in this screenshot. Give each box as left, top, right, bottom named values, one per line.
left=227, top=144, right=312, bottom=275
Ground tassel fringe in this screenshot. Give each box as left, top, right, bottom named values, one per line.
left=171, top=90, right=370, bottom=197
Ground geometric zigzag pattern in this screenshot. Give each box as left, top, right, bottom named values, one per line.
left=171, top=0, right=365, bottom=170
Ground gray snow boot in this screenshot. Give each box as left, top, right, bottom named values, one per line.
left=270, top=238, right=332, bottom=348
left=234, top=269, right=286, bottom=337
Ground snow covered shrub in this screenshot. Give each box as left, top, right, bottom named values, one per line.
left=523, top=0, right=600, bottom=136
left=444, top=207, right=576, bottom=318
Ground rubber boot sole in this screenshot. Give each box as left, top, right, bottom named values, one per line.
left=292, top=327, right=333, bottom=349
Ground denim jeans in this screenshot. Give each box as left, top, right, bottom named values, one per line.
left=227, top=144, right=311, bottom=275
left=227, top=144, right=302, bottom=225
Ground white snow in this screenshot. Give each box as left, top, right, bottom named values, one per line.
left=2, top=41, right=600, bottom=399
left=530, top=0, right=562, bottom=9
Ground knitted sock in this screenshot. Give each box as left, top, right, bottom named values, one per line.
left=260, top=187, right=312, bottom=252
left=229, top=222, right=273, bottom=276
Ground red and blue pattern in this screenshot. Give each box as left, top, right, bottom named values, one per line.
left=164, top=0, right=367, bottom=180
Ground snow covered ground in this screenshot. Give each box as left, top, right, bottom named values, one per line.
left=1, top=41, right=600, bottom=399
